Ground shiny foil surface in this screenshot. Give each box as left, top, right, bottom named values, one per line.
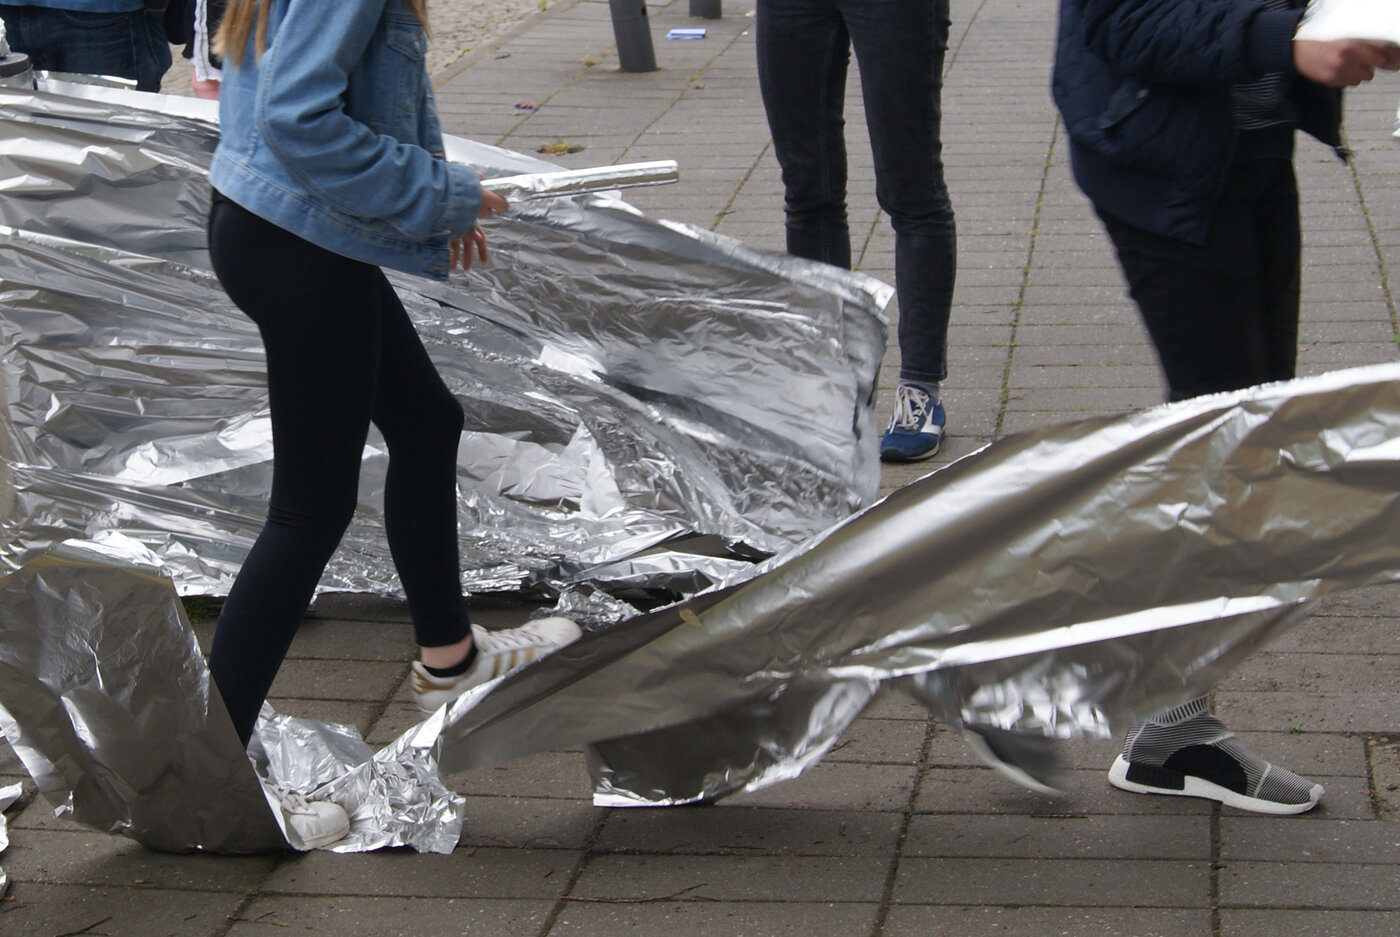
left=2, top=81, right=1399, bottom=849
left=0, top=81, right=890, bottom=610
left=436, top=365, right=1400, bottom=804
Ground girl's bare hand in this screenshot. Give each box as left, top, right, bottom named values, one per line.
left=450, top=226, right=489, bottom=270
left=478, top=188, right=509, bottom=218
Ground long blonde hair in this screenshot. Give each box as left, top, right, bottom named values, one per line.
left=216, top=0, right=430, bottom=66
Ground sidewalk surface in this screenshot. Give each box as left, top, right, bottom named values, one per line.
left=4, top=1, right=1400, bottom=935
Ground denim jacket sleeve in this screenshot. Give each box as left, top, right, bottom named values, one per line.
left=253, top=0, right=482, bottom=242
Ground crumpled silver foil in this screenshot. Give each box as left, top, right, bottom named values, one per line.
left=435, top=364, right=1400, bottom=804
left=0, top=535, right=284, bottom=852
left=0, top=81, right=889, bottom=610
left=2, top=364, right=1397, bottom=848
left=0, top=781, right=20, bottom=896
left=250, top=706, right=464, bottom=855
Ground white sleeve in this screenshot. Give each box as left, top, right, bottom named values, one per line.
left=192, top=0, right=223, bottom=83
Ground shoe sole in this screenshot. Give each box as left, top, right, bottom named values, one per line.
left=1108, top=755, right=1323, bottom=816
left=879, top=439, right=942, bottom=463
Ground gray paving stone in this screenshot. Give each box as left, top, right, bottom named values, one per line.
left=824, top=717, right=928, bottom=765
left=1221, top=817, right=1400, bottom=864
left=594, top=805, right=903, bottom=857
left=916, top=767, right=1212, bottom=817
left=0, top=828, right=275, bottom=889
left=261, top=846, right=576, bottom=899
left=0, top=883, right=248, bottom=937
left=1221, top=910, right=1400, bottom=937
left=445, top=750, right=596, bottom=800
left=1220, top=860, right=1400, bottom=910
left=457, top=795, right=602, bottom=850
left=904, top=813, right=1211, bottom=861
left=547, top=899, right=881, bottom=937
left=725, top=761, right=918, bottom=812
left=883, top=905, right=1210, bottom=937
left=893, top=857, right=1210, bottom=907
left=227, top=895, right=551, bottom=936
left=571, top=853, right=888, bottom=902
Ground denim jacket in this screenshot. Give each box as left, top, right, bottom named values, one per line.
left=208, top=0, right=483, bottom=279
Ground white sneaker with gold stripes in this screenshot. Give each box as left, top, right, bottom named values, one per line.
left=411, top=617, right=582, bottom=713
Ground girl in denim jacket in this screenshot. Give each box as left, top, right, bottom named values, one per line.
left=206, top=0, right=580, bottom=849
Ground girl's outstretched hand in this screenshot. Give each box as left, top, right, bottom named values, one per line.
left=451, top=186, right=510, bottom=270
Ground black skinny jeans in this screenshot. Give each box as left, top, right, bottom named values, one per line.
left=1098, top=159, right=1302, bottom=402
left=207, top=192, right=469, bottom=745
left=755, top=0, right=956, bottom=385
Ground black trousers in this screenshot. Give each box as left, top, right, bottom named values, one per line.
left=206, top=192, right=469, bottom=745
left=1098, top=158, right=1301, bottom=402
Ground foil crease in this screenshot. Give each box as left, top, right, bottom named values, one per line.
left=0, top=81, right=890, bottom=608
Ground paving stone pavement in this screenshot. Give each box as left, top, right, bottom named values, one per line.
left=4, top=1, right=1400, bottom=935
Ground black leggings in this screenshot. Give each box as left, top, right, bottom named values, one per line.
left=206, top=191, right=469, bottom=745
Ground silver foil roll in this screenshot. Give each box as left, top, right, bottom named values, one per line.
left=482, top=160, right=679, bottom=200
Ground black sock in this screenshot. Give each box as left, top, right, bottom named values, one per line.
left=422, top=642, right=478, bottom=678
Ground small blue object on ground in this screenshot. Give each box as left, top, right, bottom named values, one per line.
left=667, top=28, right=707, bottom=39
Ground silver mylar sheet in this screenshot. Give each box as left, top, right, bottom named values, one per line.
left=1, top=364, right=1397, bottom=849
left=0, top=81, right=889, bottom=608
left=433, top=364, right=1400, bottom=804
left=0, top=536, right=285, bottom=852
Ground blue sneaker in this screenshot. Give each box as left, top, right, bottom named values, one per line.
left=880, top=383, right=945, bottom=461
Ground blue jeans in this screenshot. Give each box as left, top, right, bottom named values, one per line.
left=756, top=0, right=955, bottom=384
left=0, top=6, right=171, bottom=92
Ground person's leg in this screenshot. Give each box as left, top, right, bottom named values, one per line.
left=1098, top=161, right=1290, bottom=402
left=362, top=276, right=580, bottom=701
left=205, top=195, right=387, bottom=747
left=1253, top=160, right=1302, bottom=384
left=2, top=7, right=170, bottom=92
left=845, top=0, right=955, bottom=388
left=840, top=0, right=955, bottom=461
left=1097, top=161, right=1320, bottom=814
left=364, top=274, right=471, bottom=650
left=1109, top=697, right=1323, bottom=814
left=755, top=0, right=852, bottom=268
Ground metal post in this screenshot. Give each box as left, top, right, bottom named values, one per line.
left=689, top=0, right=721, bottom=18
left=608, top=0, right=658, bottom=73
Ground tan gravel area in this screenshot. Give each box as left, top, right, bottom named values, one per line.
left=161, top=0, right=553, bottom=95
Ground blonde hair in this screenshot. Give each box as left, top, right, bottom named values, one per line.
left=216, top=0, right=430, bottom=66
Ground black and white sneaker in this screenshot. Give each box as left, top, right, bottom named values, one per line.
left=1108, top=697, right=1323, bottom=815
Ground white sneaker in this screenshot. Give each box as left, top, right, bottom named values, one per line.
left=276, top=789, right=350, bottom=850
left=411, top=616, right=582, bottom=713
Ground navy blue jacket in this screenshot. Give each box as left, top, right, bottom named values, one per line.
left=1053, top=0, right=1343, bottom=245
